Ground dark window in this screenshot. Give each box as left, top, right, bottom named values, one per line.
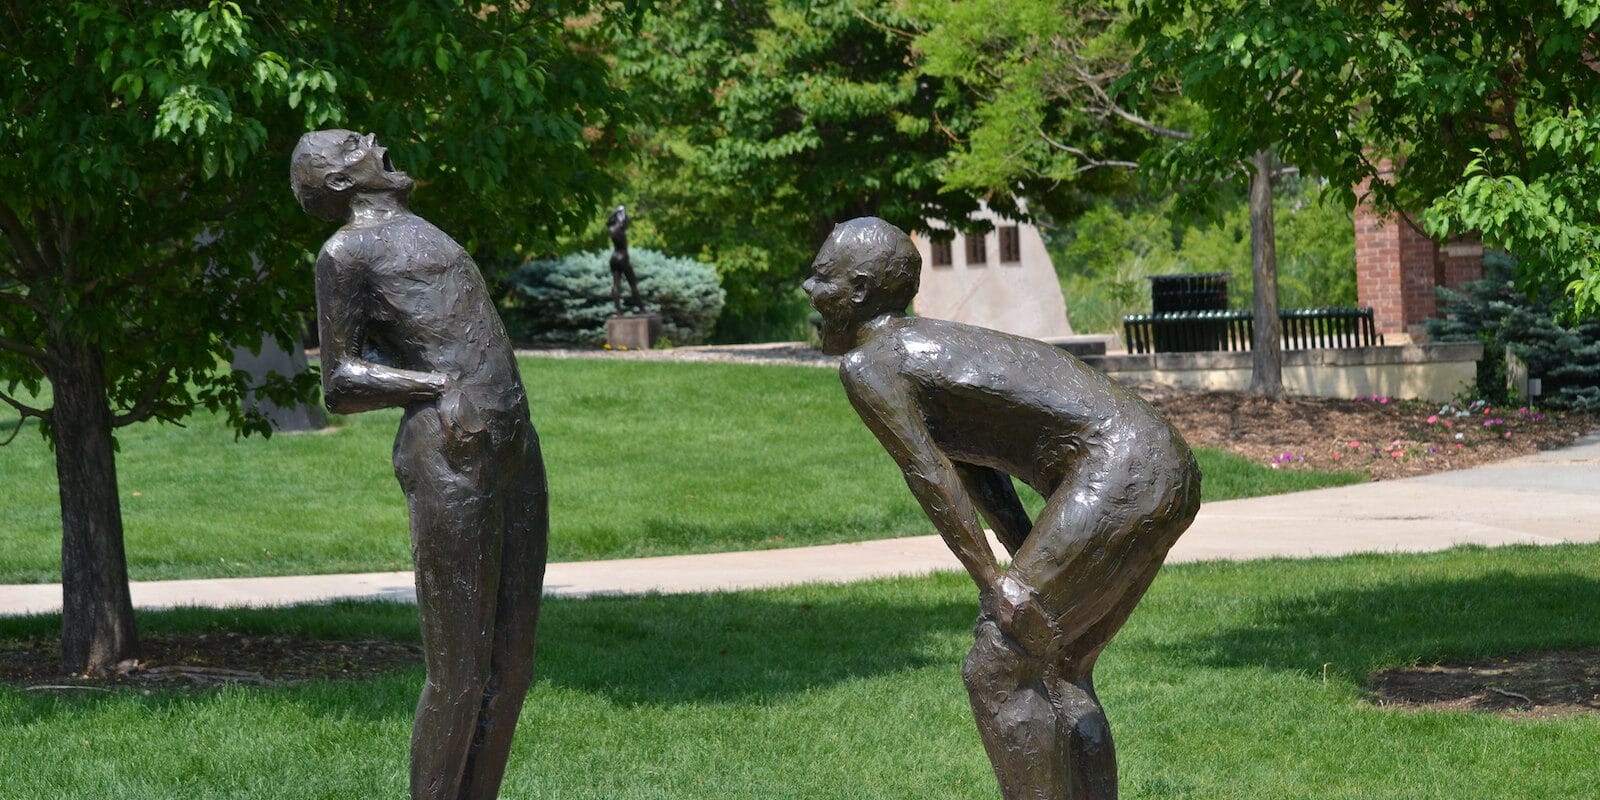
left=931, top=238, right=953, bottom=266
left=964, top=233, right=987, bottom=265
left=999, top=225, right=1021, bottom=263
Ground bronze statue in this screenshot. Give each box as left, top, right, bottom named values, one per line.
left=607, top=204, right=645, bottom=314
left=805, top=218, right=1201, bottom=800
left=291, top=130, right=548, bottom=800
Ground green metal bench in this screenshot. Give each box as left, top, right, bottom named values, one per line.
left=1122, top=307, right=1384, bottom=354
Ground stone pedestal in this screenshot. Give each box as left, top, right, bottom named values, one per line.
left=606, top=313, right=662, bottom=350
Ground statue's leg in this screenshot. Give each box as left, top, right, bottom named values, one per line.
left=962, top=619, right=1071, bottom=799
left=992, top=450, right=1199, bottom=800
left=625, top=268, right=643, bottom=311
left=1050, top=672, right=1116, bottom=800
left=396, top=414, right=502, bottom=800
left=611, top=270, right=624, bottom=315
left=460, top=432, right=550, bottom=800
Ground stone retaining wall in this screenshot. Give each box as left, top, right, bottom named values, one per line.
left=1080, top=342, right=1483, bottom=402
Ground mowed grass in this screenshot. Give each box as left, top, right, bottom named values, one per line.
left=2, top=543, right=1598, bottom=799
left=0, top=357, right=1361, bottom=583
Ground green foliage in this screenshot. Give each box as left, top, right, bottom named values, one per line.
left=1426, top=110, right=1600, bottom=316
left=612, top=0, right=986, bottom=341
left=0, top=0, right=628, bottom=436
left=908, top=0, right=1154, bottom=216
left=502, top=251, right=726, bottom=346
left=1052, top=179, right=1354, bottom=333
left=1130, top=0, right=1600, bottom=314
left=1427, top=252, right=1600, bottom=411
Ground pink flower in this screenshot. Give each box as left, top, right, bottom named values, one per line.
left=1348, top=440, right=1361, bottom=447
left=1426, top=415, right=1439, bottom=424
left=1390, top=451, right=1404, bottom=458
left=1379, top=397, right=1390, bottom=405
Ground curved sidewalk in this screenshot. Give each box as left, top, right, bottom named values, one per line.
left=3, top=432, right=1598, bottom=616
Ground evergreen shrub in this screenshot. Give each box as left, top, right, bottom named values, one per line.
left=1427, top=251, right=1600, bottom=410
left=502, top=250, right=725, bottom=346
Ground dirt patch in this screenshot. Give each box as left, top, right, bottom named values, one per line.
left=1368, top=649, right=1600, bottom=718
left=0, top=633, right=421, bottom=691
left=1146, top=390, right=1596, bottom=481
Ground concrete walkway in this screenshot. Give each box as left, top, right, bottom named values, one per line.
left=4, top=432, right=1597, bottom=616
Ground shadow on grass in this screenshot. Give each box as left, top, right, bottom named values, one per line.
left=1154, top=569, right=1600, bottom=681
left=1, top=582, right=980, bottom=716
left=538, top=587, right=974, bottom=705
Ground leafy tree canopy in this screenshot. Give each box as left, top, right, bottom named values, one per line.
left=1, top=0, right=626, bottom=436
left=1129, top=0, right=1600, bottom=312
left=909, top=0, right=1172, bottom=218
left=613, top=0, right=985, bottom=340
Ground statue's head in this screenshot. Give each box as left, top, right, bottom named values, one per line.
left=804, top=217, right=921, bottom=354
left=290, top=129, right=414, bottom=221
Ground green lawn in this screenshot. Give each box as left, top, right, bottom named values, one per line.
left=0, top=357, right=1361, bottom=583
left=2, top=543, right=1597, bottom=799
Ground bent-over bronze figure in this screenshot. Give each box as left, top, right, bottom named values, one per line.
left=805, top=218, right=1201, bottom=800
left=291, top=130, right=548, bottom=800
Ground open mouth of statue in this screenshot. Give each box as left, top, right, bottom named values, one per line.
left=381, top=150, right=395, bottom=172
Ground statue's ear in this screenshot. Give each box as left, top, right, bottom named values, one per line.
left=850, top=272, right=871, bottom=305
left=325, top=171, right=355, bottom=192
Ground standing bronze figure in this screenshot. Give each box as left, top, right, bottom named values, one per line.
left=805, top=218, right=1201, bottom=800
left=607, top=204, right=645, bottom=314
left=291, top=130, right=548, bottom=800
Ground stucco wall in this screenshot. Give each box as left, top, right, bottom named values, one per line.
left=911, top=205, right=1073, bottom=340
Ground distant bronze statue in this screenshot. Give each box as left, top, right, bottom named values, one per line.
left=806, top=218, right=1201, bottom=800
left=291, top=130, right=548, bottom=800
left=607, top=204, right=645, bottom=314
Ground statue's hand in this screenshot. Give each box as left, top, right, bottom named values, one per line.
left=990, top=574, right=1059, bottom=656
left=437, top=382, right=486, bottom=453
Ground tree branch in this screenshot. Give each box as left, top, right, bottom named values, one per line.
left=110, top=364, right=175, bottom=428
left=1070, top=61, right=1194, bottom=141
left=850, top=7, right=919, bottom=40
left=0, top=386, right=44, bottom=416
left=1035, top=123, right=1140, bottom=172
left=0, top=386, right=49, bottom=445
left=1105, top=102, right=1194, bottom=141
left=0, top=333, right=48, bottom=362
left=0, top=200, right=49, bottom=278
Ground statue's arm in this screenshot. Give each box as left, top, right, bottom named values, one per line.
left=843, top=360, right=1002, bottom=598
left=953, top=463, right=1032, bottom=557
left=315, top=245, right=447, bottom=414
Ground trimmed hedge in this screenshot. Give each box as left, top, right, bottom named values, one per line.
left=501, top=250, right=726, bottom=346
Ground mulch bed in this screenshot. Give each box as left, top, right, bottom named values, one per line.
left=1146, top=390, right=1596, bottom=481
left=1368, top=649, right=1600, bottom=718
left=1, top=633, right=421, bottom=692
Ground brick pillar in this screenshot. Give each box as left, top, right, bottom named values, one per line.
left=1355, top=195, right=1443, bottom=337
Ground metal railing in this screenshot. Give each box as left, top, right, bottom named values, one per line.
left=1123, top=307, right=1383, bottom=354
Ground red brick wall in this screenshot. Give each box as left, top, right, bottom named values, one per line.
left=1355, top=196, right=1488, bottom=337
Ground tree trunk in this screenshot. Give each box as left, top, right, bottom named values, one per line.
left=1248, top=148, right=1285, bottom=399
left=46, top=329, right=139, bottom=676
